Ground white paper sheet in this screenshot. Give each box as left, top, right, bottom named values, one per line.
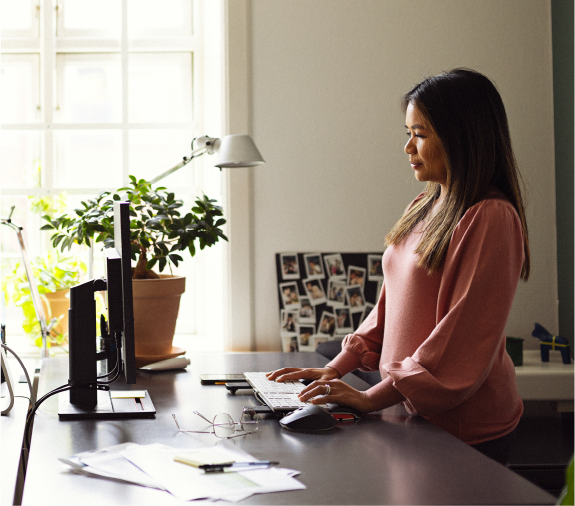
left=61, top=441, right=306, bottom=503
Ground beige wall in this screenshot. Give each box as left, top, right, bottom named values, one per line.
left=244, top=0, right=556, bottom=350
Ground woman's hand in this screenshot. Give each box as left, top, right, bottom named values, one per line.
left=298, top=379, right=375, bottom=414
left=266, top=367, right=339, bottom=383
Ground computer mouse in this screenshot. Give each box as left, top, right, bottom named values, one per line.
left=279, top=405, right=337, bottom=431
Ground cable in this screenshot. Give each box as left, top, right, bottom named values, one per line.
left=96, top=338, right=121, bottom=380
left=1, top=343, right=33, bottom=399
left=24, top=383, right=72, bottom=452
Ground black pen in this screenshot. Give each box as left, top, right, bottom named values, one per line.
left=199, top=460, right=279, bottom=472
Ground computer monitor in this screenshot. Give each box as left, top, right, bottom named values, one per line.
left=58, top=201, right=155, bottom=420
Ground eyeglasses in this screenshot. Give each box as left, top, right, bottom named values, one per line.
left=172, top=408, right=259, bottom=439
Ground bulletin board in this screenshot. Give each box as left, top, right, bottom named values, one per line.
left=275, top=252, right=384, bottom=352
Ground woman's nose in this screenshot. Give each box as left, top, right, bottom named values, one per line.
left=404, top=137, right=415, bottom=154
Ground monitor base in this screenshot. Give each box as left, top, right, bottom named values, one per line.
left=58, top=389, right=156, bottom=420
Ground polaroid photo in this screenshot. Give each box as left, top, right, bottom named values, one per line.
left=280, top=335, right=289, bottom=352
left=323, top=253, right=346, bottom=279
left=346, top=285, right=366, bottom=313
left=326, top=278, right=346, bottom=307
left=313, top=335, right=330, bottom=351
left=367, top=254, right=384, bottom=282
left=289, top=335, right=299, bottom=352
left=298, top=296, right=316, bottom=324
left=318, top=311, right=336, bottom=336
left=303, top=253, right=325, bottom=280
left=279, top=281, right=301, bottom=310
left=334, top=307, right=353, bottom=334
left=280, top=335, right=298, bottom=352
left=280, top=310, right=298, bottom=337
left=303, top=278, right=327, bottom=306
left=297, top=325, right=316, bottom=352
left=347, top=265, right=366, bottom=288
left=360, top=303, right=375, bottom=325
left=280, top=253, right=300, bottom=280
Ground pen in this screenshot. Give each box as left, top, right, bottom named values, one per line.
left=199, top=461, right=279, bottom=472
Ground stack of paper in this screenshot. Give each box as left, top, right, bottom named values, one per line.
left=59, top=440, right=305, bottom=502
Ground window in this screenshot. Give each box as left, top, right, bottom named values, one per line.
left=1, top=0, right=225, bottom=353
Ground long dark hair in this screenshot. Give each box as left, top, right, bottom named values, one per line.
left=386, top=68, right=530, bottom=280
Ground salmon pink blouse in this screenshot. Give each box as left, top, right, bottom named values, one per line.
left=327, top=195, right=524, bottom=444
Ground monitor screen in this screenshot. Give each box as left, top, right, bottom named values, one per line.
left=60, top=201, right=154, bottom=418
left=112, top=201, right=136, bottom=384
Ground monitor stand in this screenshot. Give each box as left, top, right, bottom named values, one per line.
left=58, top=389, right=156, bottom=420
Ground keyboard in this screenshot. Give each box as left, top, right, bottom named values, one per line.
left=244, top=372, right=330, bottom=412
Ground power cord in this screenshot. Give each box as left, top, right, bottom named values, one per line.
left=1, top=343, right=33, bottom=400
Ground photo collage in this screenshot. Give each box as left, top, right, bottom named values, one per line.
left=276, top=252, right=384, bottom=353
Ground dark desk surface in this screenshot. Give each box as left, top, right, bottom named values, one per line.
left=23, top=353, right=555, bottom=505
left=0, top=360, right=33, bottom=506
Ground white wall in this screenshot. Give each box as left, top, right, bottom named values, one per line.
left=244, top=0, right=556, bottom=350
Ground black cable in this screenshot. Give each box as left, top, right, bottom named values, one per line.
left=24, top=384, right=72, bottom=452
left=96, top=336, right=121, bottom=380
left=97, top=335, right=123, bottom=384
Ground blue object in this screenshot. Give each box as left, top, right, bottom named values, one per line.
left=532, top=323, right=572, bottom=364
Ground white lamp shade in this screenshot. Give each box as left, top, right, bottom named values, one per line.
left=214, top=134, right=265, bottom=168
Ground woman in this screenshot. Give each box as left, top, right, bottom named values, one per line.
left=267, top=69, right=530, bottom=465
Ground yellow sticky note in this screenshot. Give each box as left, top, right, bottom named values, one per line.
left=174, top=450, right=235, bottom=468
left=110, top=390, right=146, bottom=399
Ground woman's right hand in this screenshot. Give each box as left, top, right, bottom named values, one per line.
left=266, top=367, right=340, bottom=383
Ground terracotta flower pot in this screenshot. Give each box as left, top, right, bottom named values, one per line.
left=41, top=289, right=70, bottom=337
left=132, top=275, right=186, bottom=367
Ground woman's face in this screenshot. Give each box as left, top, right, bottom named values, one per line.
left=404, top=103, right=448, bottom=189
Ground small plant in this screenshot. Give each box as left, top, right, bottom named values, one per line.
left=41, top=176, right=228, bottom=279
left=1, top=251, right=87, bottom=348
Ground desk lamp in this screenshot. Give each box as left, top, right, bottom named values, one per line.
left=87, top=134, right=264, bottom=277
left=149, top=134, right=265, bottom=184
left=2, top=207, right=56, bottom=359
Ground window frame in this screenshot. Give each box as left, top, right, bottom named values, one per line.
left=1, top=0, right=228, bottom=350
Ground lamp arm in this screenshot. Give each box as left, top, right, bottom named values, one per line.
left=1, top=216, right=51, bottom=359
left=149, top=144, right=208, bottom=185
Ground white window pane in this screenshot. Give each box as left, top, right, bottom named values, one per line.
left=1, top=54, right=41, bottom=123
left=128, top=53, right=192, bottom=123
left=1, top=196, right=44, bottom=273
left=57, top=0, right=120, bottom=37
left=56, top=54, right=122, bottom=123
left=55, top=131, right=122, bottom=188
left=128, top=130, right=194, bottom=186
left=128, top=0, right=192, bottom=37
left=1, top=0, right=38, bottom=37
left=1, top=131, right=41, bottom=189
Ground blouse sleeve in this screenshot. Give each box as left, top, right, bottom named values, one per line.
left=379, top=199, right=524, bottom=415
left=325, top=281, right=386, bottom=377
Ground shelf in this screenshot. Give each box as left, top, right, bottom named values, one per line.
left=515, top=350, right=574, bottom=405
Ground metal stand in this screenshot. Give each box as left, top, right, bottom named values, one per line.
left=60, top=278, right=155, bottom=420
left=1, top=207, right=53, bottom=359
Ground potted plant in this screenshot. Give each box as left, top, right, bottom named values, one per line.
left=1, top=251, right=87, bottom=349
left=41, top=176, right=227, bottom=366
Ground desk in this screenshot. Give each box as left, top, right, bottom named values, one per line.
left=1, top=358, right=37, bottom=506
left=22, top=353, right=555, bottom=505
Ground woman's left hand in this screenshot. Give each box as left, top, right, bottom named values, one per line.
left=298, top=379, right=375, bottom=414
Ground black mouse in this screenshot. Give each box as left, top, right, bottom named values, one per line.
left=279, top=405, right=337, bottom=431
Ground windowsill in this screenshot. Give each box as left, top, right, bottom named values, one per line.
left=4, top=333, right=224, bottom=361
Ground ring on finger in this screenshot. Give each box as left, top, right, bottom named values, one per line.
left=325, top=384, right=331, bottom=396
